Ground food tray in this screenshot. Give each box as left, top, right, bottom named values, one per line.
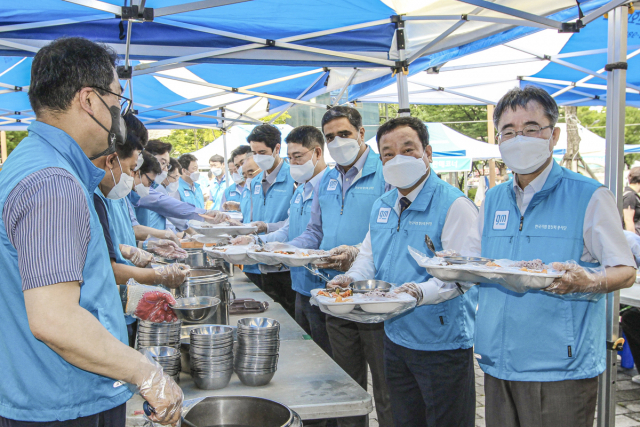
left=204, top=245, right=258, bottom=265
left=189, top=220, right=257, bottom=237
left=309, top=288, right=417, bottom=323
left=247, top=248, right=329, bottom=268
left=225, top=211, right=243, bottom=221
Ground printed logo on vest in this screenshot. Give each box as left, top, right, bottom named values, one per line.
left=295, top=194, right=302, bottom=204
left=254, top=185, right=261, bottom=195
left=377, top=207, right=391, bottom=223
left=184, top=190, right=190, bottom=198
left=230, top=191, right=237, bottom=196
left=243, top=191, right=248, bottom=198
left=493, top=210, right=509, bottom=230
left=327, top=179, right=339, bottom=191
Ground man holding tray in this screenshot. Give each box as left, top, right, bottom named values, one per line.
left=327, top=117, right=479, bottom=427
left=465, top=86, right=636, bottom=427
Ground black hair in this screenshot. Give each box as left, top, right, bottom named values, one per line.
left=169, top=157, right=181, bottom=174
left=209, top=154, right=224, bottom=164
left=227, top=158, right=235, bottom=165
left=376, top=117, right=429, bottom=150
left=29, top=37, right=118, bottom=116
left=178, top=153, right=198, bottom=171
left=139, top=151, right=162, bottom=176
left=230, top=145, right=252, bottom=162
left=286, top=125, right=324, bottom=150
left=145, top=139, right=173, bottom=156
left=321, top=106, right=362, bottom=132
left=494, top=86, right=559, bottom=129
left=247, top=124, right=281, bottom=150
left=630, top=167, right=640, bottom=184
left=117, top=113, right=147, bottom=159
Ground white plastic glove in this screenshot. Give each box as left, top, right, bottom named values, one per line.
left=545, top=262, right=607, bottom=296
left=231, top=235, right=255, bottom=245
left=199, top=210, right=229, bottom=224
left=406, top=280, right=476, bottom=306
left=316, top=245, right=360, bottom=272
left=393, top=283, right=423, bottom=302
left=326, top=274, right=354, bottom=290
left=250, top=221, right=268, bottom=234
left=144, top=237, right=188, bottom=259
left=119, top=244, right=154, bottom=268
left=153, top=263, right=190, bottom=288
left=124, top=280, right=178, bottom=323
left=162, top=230, right=180, bottom=245
left=134, top=353, right=183, bottom=425
left=222, top=201, right=241, bottom=211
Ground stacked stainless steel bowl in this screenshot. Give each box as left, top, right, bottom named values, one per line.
left=139, top=346, right=181, bottom=382
left=234, top=317, right=280, bottom=386
left=189, top=325, right=234, bottom=390
left=137, top=320, right=182, bottom=349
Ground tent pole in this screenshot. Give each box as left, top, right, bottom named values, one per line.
left=221, top=108, right=229, bottom=189
left=486, top=105, right=496, bottom=188
left=598, top=5, right=628, bottom=427
left=395, top=18, right=410, bottom=117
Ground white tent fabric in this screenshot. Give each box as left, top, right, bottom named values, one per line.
left=553, top=122, right=607, bottom=156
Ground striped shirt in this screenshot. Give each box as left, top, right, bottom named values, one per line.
left=2, top=167, right=91, bottom=291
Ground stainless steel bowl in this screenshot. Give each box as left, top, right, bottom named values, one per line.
left=171, top=297, right=220, bottom=322
left=350, top=280, right=393, bottom=294
left=139, top=346, right=179, bottom=358
left=235, top=370, right=276, bottom=387
left=192, top=370, right=233, bottom=390
left=184, top=396, right=297, bottom=427
left=237, top=317, right=280, bottom=330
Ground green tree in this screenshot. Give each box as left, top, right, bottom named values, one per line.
left=260, top=111, right=292, bottom=124
left=160, top=128, right=222, bottom=156
left=2, top=131, right=28, bottom=158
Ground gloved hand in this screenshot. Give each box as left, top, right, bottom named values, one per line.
left=250, top=221, right=268, bottom=234
left=231, top=235, right=255, bottom=245
left=545, top=262, right=607, bottom=295
left=199, top=211, right=229, bottom=224
left=316, top=245, right=360, bottom=272
left=435, top=249, right=460, bottom=257
left=226, top=218, right=244, bottom=227
left=393, top=283, right=423, bottom=303
left=162, top=230, right=181, bottom=245
left=326, top=274, right=354, bottom=290
left=153, top=263, right=190, bottom=288
left=144, top=237, right=188, bottom=260
left=134, top=353, right=183, bottom=425
left=119, top=244, right=154, bottom=268
left=222, top=201, right=241, bottom=211
left=124, top=280, right=178, bottom=323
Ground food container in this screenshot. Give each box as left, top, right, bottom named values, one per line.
left=351, top=280, right=392, bottom=294
left=310, top=289, right=417, bottom=323
left=170, top=296, right=220, bottom=322
left=189, top=220, right=258, bottom=237
left=184, top=396, right=302, bottom=427
left=176, top=269, right=234, bottom=325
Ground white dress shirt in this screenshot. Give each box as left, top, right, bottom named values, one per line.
left=346, top=171, right=479, bottom=306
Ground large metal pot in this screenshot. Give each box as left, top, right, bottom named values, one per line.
left=175, top=269, right=234, bottom=325
left=184, top=396, right=302, bottom=427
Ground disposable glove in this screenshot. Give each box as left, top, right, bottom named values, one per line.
left=250, top=221, right=268, bottom=234
left=134, top=352, right=183, bottom=425
left=144, top=237, right=188, bottom=259
left=200, top=210, right=229, bottom=224
left=162, top=230, right=180, bottom=245
left=124, top=280, right=178, bottom=323
left=231, top=235, right=255, bottom=245
left=222, top=201, right=240, bottom=211
left=326, top=274, right=354, bottom=290
left=393, top=283, right=423, bottom=302
left=316, top=245, right=360, bottom=272
left=153, top=264, right=190, bottom=288
left=545, top=261, right=607, bottom=297
left=435, top=249, right=460, bottom=257
left=119, top=244, right=154, bottom=268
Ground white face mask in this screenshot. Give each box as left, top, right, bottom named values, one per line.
left=211, top=167, right=223, bottom=177
left=232, top=172, right=244, bottom=184
left=290, top=152, right=317, bottom=183
left=133, top=153, right=143, bottom=172
left=134, top=173, right=150, bottom=198
left=190, top=171, right=201, bottom=182
left=154, top=171, right=168, bottom=186
left=327, top=135, right=361, bottom=166
left=253, top=153, right=276, bottom=171
left=166, top=180, right=179, bottom=193
left=499, top=134, right=552, bottom=175
left=107, top=156, right=134, bottom=200
left=383, top=153, right=428, bottom=189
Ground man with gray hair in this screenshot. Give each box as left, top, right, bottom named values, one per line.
left=465, top=86, right=636, bottom=426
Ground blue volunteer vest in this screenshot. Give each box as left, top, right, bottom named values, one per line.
left=209, top=176, right=226, bottom=210
left=250, top=161, right=295, bottom=224
left=178, top=178, right=205, bottom=209
left=370, top=173, right=477, bottom=351
left=224, top=182, right=243, bottom=205
left=0, top=122, right=131, bottom=421
left=240, top=183, right=260, bottom=274
left=288, top=170, right=329, bottom=296
left=95, top=189, right=137, bottom=267
left=476, top=161, right=603, bottom=381
left=318, top=149, right=386, bottom=279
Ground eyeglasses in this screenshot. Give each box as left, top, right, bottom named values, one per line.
left=91, top=86, right=132, bottom=116
left=289, top=149, right=314, bottom=162
left=497, top=125, right=553, bottom=143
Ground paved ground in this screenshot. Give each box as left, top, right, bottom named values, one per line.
left=366, top=358, right=640, bottom=427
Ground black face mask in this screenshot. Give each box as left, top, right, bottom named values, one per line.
left=88, top=90, right=127, bottom=161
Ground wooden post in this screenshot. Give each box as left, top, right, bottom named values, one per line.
left=1, top=131, right=7, bottom=163
left=487, top=105, right=497, bottom=188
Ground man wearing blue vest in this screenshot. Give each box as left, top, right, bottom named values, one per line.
left=465, top=86, right=636, bottom=427
left=178, top=153, right=205, bottom=209
left=289, top=107, right=393, bottom=427
left=208, top=154, right=227, bottom=210
left=221, top=146, right=250, bottom=208
left=331, top=117, right=479, bottom=427
left=0, top=37, right=182, bottom=426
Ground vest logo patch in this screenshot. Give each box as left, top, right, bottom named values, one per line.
left=377, top=207, right=391, bottom=223
left=184, top=190, right=190, bottom=198
left=254, top=185, right=261, bottom=195
left=295, top=194, right=302, bottom=204
left=327, top=179, right=339, bottom=191
left=493, top=210, right=509, bottom=230
left=230, top=191, right=237, bottom=196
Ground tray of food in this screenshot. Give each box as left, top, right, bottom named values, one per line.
left=189, top=220, right=257, bottom=237
left=408, top=246, right=563, bottom=293
left=247, top=246, right=330, bottom=268
left=204, top=244, right=259, bottom=265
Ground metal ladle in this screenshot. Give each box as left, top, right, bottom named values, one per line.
left=424, top=235, right=437, bottom=256
left=303, top=264, right=332, bottom=283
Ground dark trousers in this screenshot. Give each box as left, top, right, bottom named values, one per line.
left=622, top=307, right=640, bottom=370
left=484, top=373, right=598, bottom=427
left=0, top=403, right=126, bottom=427
left=245, top=271, right=296, bottom=318
left=326, top=316, right=394, bottom=427
left=295, top=293, right=332, bottom=357
left=383, top=337, right=475, bottom=427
